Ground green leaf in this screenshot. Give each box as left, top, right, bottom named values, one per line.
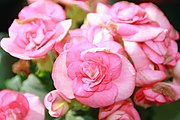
left=20, top=74, right=47, bottom=101
left=0, top=32, right=8, bottom=40
left=135, top=105, right=154, bottom=120
left=69, top=99, right=90, bottom=112
left=109, top=0, right=119, bottom=5
left=37, top=54, right=54, bottom=72
left=38, top=71, right=54, bottom=92
left=153, top=101, right=180, bottom=120
left=5, top=75, right=22, bottom=91
left=45, top=109, right=56, bottom=120
left=66, top=5, right=87, bottom=29
left=65, top=110, right=94, bottom=120
left=174, top=114, right=180, bottom=120
left=0, top=33, right=18, bottom=89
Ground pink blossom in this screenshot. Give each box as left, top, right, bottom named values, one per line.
left=109, top=1, right=149, bottom=24
left=52, top=40, right=135, bottom=108
left=120, top=2, right=179, bottom=66
left=142, top=39, right=178, bottom=66
left=0, top=89, right=44, bottom=120
left=140, top=2, right=179, bottom=40
left=69, top=26, right=113, bottom=44
left=99, top=99, right=140, bottom=120
left=134, top=82, right=180, bottom=108
left=124, top=41, right=167, bottom=86
left=138, top=2, right=180, bottom=65
left=122, top=24, right=179, bottom=86
left=85, top=1, right=168, bottom=42
left=122, top=3, right=179, bottom=66
left=44, top=90, right=71, bottom=117
left=55, top=26, right=114, bottom=55
left=84, top=2, right=179, bottom=88
left=0, top=1, right=71, bottom=60
left=54, top=28, right=88, bottom=55
left=123, top=33, right=179, bottom=87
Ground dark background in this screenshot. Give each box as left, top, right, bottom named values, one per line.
left=0, top=0, right=26, bottom=32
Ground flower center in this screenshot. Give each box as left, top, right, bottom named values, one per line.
left=81, top=60, right=107, bottom=88
left=82, top=61, right=100, bottom=79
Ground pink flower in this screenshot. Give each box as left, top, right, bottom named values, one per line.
left=52, top=40, right=135, bottom=108
left=134, top=82, right=180, bottom=108
left=0, top=1, right=71, bottom=60
left=86, top=26, right=114, bottom=44
left=55, top=25, right=114, bottom=55
left=124, top=3, right=179, bottom=66
left=83, top=1, right=179, bottom=87
left=44, top=90, right=71, bottom=117
left=120, top=3, right=179, bottom=66
left=109, top=1, right=149, bottom=24
left=0, top=89, right=44, bottom=120
left=138, top=3, right=179, bottom=65
left=140, top=2, right=179, bottom=40
left=54, top=28, right=88, bottom=54
left=122, top=22, right=179, bottom=86
left=124, top=41, right=167, bottom=86
left=142, top=39, right=178, bottom=66
left=68, top=26, right=113, bottom=44
left=85, top=1, right=168, bottom=42
left=99, top=99, right=140, bottom=120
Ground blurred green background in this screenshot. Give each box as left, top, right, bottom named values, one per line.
left=0, top=0, right=180, bottom=120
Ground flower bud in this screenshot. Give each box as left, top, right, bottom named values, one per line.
left=44, top=90, right=71, bottom=117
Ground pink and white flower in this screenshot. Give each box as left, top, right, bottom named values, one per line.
left=52, top=40, right=136, bottom=108
left=0, top=0, right=71, bottom=60
left=134, top=82, right=180, bottom=108
left=85, top=1, right=169, bottom=42
left=124, top=41, right=167, bottom=86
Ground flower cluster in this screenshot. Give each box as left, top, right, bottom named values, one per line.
left=0, top=0, right=180, bottom=120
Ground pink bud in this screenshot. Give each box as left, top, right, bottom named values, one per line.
left=44, top=90, right=71, bottom=117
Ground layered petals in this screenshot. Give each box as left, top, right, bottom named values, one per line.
left=99, top=99, right=140, bottom=120
left=140, top=2, right=179, bottom=40
left=52, top=41, right=135, bottom=108
left=134, top=82, right=179, bottom=108
left=0, top=1, right=71, bottom=60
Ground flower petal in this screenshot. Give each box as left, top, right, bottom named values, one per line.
left=24, top=93, right=45, bottom=120
left=52, top=52, right=75, bottom=99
